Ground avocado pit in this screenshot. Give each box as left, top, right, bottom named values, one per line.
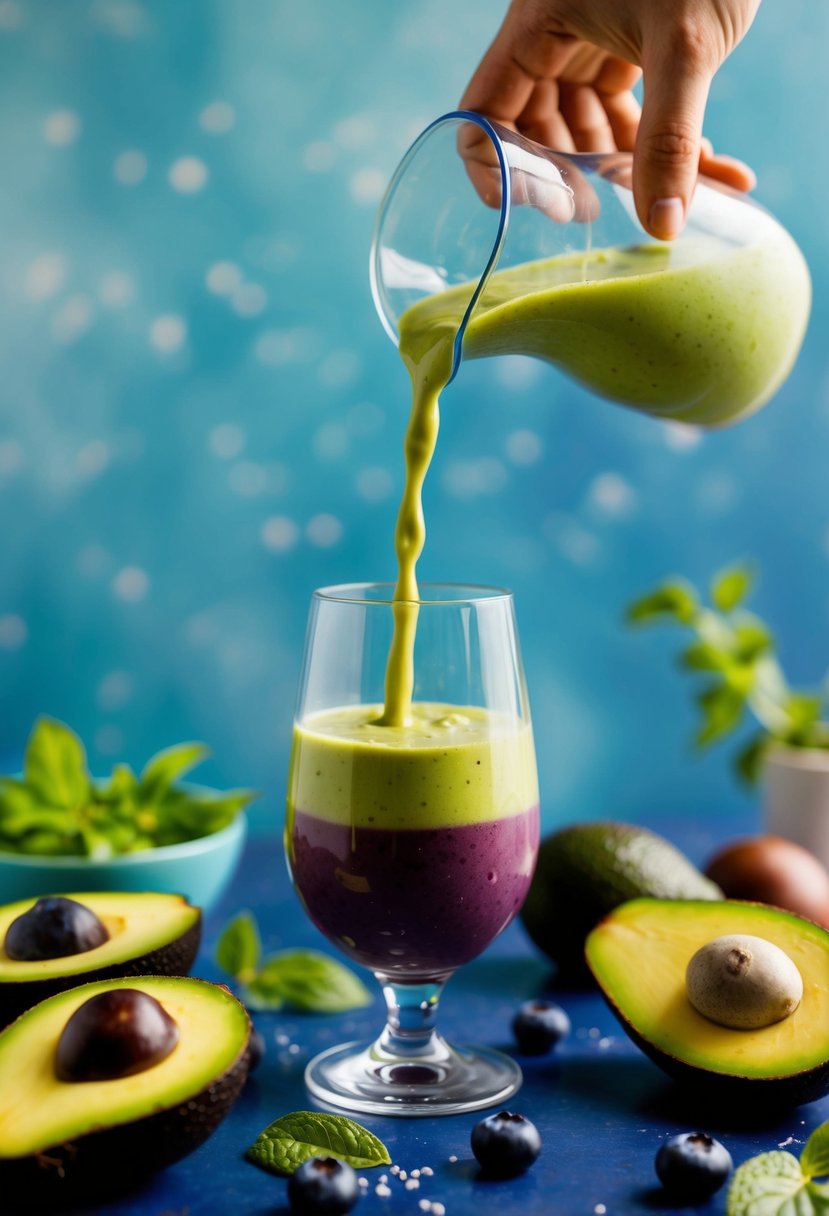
left=686, top=933, right=803, bottom=1030
left=55, top=988, right=179, bottom=1082
left=5, top=897, right=109, bottom=962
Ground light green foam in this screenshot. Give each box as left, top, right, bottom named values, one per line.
left=288, top=703, right=538, bottom=830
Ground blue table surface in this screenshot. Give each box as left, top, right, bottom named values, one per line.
left=16, top=811, right=826, bottom=1216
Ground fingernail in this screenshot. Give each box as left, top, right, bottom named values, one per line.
left=649, top=197, right=684, bottom=240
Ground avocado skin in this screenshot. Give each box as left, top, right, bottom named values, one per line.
left=0, top=918, right=201, bottom=1030
left=600, top=983, right=829, bottom=1109
left=0, top=986, right=250, bottom=1207
left=520, top=821, right=721, bottom=979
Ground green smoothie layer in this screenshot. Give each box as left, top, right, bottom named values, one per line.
left=399, top=232, right=811, bottom=426
left=288, top=702, right=538, bottom=829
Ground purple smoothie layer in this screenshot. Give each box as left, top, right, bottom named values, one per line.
left=288, top=806, right=539, bottom=978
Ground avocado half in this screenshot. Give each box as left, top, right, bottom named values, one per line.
left=0, top=975, right=250, bottom=1202
left=0, top=892, right=201, bottom=1027
left=586, top=898, right=829, bottom=1106
left=520, top=821, right=721, bottom=979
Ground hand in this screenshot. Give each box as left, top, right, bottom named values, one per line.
left=460, top=0, right=761, bottom=239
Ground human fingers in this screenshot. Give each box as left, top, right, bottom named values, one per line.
left=558, top=83, right=617, bottom=153
left=601, top=90, right=641, bottom=153
left=459, top=4, right=579, bottom=125
left=514, top=79, right=577, bottom=152
left=699, top=151, right=756, bottom=192
left=634, top=34, right=715, bottom=239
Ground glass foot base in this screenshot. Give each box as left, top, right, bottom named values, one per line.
left=305, top=1034, right=522, bottom=1117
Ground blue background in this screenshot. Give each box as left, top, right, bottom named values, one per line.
left=0, top=0, right=826, bottom=836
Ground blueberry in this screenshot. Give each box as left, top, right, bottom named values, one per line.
left=5, top=897, right=109, bottom=962
left=247, top=1027, right=265, bottom=1072
left=287, top=1157, right=359, bottom=1215
left=655, top=1131, right=733, bottom=1201
left=471, top=1110, right=542, bottom=1178
left=512, top=1000, right=571, bottom=1055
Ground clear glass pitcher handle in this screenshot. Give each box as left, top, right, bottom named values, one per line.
left=369, top=110, right=576, bottom=384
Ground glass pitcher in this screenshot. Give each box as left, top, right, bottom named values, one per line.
left=370, top=110, right=811, bottom=427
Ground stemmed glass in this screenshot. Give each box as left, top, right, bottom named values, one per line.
left=285, top=583, right=539, bottom=1116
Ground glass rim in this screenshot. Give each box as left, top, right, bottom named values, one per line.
left=313, top=581, right=513, bottom=607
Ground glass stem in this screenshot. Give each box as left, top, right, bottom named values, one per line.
left=375, top=976, right=447, bottom=1058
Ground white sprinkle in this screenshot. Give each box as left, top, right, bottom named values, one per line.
left=405, top=1179, right=420, bottom=1190
left=199, top=100, right=235, bottom=134
left=588, top=471, right=637, bottom=519
left=419, top=1202, right=432, bottom=1213
left=113, top=149, right=147, bottom=185
left=432, top=1204, right=446, bottom=1216
left=288, top=1044, right=300, bottom=1055
left=420, top=1167, right=433, bottom=1176
left=358, top=1177, right=369, bottom=1188
left=149, top=313, right=186, bottom=354
left=375, top=1183, right=391, bottom=1197
left=594, top=1206, right=607, bottom=1215
left=410, top=1169, right=421, bottom=1178
left=598, top=1037, right=613, bottom=1049
left=379, top=1175, right=388, bottom=1184
left=398, top=1170, right=407, bottom=1181
left=112, top=566, right=149, bottom=603
left=0, top=614, right=27, bottom=650
left=779, top=1135, right=794, bottom=1148
left=168, top=156, right=208, bottom=193
left=448, top=1155, right=457, bottom=1163
left=275, top=1034, right=289, bottom=1046
left=390, top=1165, right=400, bottom=1175
left=43, top=109, right=80, bottom=146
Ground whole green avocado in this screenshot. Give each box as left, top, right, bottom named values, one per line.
left=520, top=820, right=722, bottom=979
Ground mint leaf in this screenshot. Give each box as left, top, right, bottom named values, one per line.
left=727, top=1150, right=808, bottom=1215
left=246, top=1112, right=390, bottom=1176
left=24, top=717, right=89, bottom=809
left=245, top=950, right=372, bottom=1014
left=215, top=911, right=260, bottom=983
left=626, top=581, right=697, bottom=625
left=138, top=742, right=210, bottom=801
left=695, top=683, right=746, bottom=747
left=802, top=1123, right=829, bottom=1181
left=734, top=732, right=772, bottom=786
left=680, top=641, right=730, bottom=672
left=712, top=563, right=754, bottom=613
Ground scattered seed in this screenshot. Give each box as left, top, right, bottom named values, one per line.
left=432, top=1204, right=446, bottom=1216
left=376, top=1183, right=391, bottom=1197
left=390, top=1164, right=400, bottom=1175
left=420, top=1166, right=434, bottom=1176
left=399, top=1170, right=407, bottom=1180
left=379, top=1175, right=388, bottom=1183
left=419, top=1202, right=431, bottom=1213
left=411, top=1169, right=421, bottom=1178
left=448, top=1155, right=458, bottom=1163
left=594, top=1206, right=607, bottom=1215
left=405, top=1179, right=420, bottom=1190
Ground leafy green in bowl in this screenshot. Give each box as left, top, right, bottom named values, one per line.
left=1, top=718, right=257, bottom=860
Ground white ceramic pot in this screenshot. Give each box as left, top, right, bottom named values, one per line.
left=763, top=747, right=829, bottom=867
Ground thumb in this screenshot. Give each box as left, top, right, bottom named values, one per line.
left=634, top=49, right=713, bottom=240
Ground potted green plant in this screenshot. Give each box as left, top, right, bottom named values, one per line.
left=627, top=562, right=829, bottom=866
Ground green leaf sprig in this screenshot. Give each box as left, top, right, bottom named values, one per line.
left=215, top=911, right=372, bottom=1013
left=626, top=561, right=829, bottom=783
left=246, top=1111, right=390, bottom=1176
left=728, top=1121, right=829, bottom=1215
left=0, top=717, right=256, bottom=858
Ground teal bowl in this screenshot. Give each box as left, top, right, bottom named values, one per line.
left=0, top=815, right=247, bottom=912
